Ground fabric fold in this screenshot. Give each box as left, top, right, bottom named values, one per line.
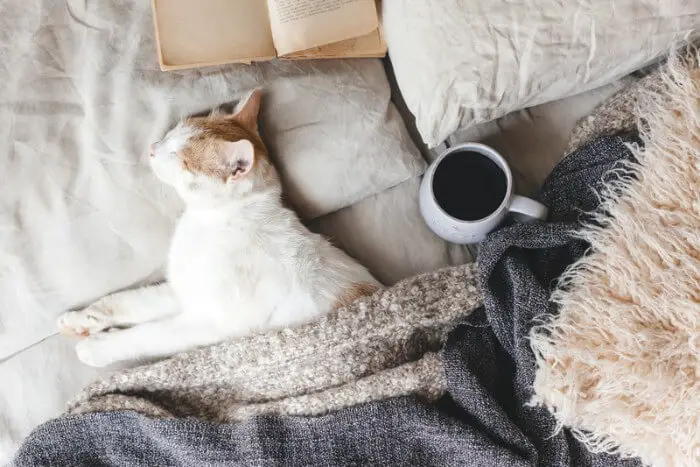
left=67, top=264, right=482, bottom=422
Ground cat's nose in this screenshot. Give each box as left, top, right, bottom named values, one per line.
left=149, top=144, right=156, bottom=157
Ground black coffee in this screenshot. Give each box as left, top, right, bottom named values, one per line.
left=432, top=151, right=507, bottom=221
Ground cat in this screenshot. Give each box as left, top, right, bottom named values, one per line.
left=58, top=89, right=381, bottom=367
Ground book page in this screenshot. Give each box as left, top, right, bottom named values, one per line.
left=153, top=0, right=277, bottom=70
left=267, top=0, right=379, bottom=56
left=285, top=27, right=386, bottom=59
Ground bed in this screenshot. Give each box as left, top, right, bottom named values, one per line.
left=2, top=0, right=696, bottom=462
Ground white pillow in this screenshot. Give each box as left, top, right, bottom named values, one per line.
left=383, top=0, right=700, bottom=147
left=0, top=0, right=423, bottom=359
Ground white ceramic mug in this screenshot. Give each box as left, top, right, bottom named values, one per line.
left=419, top=143, right=548, bottom=244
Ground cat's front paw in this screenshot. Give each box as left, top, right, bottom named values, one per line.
left=75, top=337, right=114, bottom=367
left=58, top=301, right=115, bottom=338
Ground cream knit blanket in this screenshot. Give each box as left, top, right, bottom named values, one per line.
left=67, top=264, right=482, bottom=421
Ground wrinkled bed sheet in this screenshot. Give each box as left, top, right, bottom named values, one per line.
left=0, top=0, right=425, bottom=460
left=0, top=0, right=425, bottom=352
left=0, top=0, right=424, bottom=359
left=1, top=1, right=634, bottom=464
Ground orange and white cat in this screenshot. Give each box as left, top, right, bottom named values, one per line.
left=58, top=89, right=380, bottom=367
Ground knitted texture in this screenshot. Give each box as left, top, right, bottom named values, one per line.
left=565, top=75, right=645, bottom=153
left=531, top=50, right=700, bottom=467
left=67, top=264, right=482, bottom=421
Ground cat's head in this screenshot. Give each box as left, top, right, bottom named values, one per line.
left=149, top=89, right=280, bottom=204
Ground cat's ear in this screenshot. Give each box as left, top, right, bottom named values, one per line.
left=220, top=139, right=255, bottom=183
left=231, top=88, right=262, bottom=131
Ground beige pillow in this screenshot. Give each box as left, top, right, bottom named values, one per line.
left=383, top=0, right=700, bottom=147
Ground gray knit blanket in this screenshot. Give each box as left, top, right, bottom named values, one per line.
left=67, top=264, right=482, bottom=422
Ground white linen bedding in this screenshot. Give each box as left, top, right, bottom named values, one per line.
left=0, top=1, right=640, bottom=464
left=0, top=1, right=423, bottom=461
left=0, top=1, right=422, bottom=377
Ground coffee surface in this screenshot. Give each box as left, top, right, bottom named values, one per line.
left=432, top=151, right=507, bottom=221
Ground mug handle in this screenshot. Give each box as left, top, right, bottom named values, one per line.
left=508, top=195, right=548, bottom=221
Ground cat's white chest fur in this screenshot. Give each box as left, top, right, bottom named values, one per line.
left=167, top=209, right=240, bottom=320
left=168, top=198, right=349, bottom=334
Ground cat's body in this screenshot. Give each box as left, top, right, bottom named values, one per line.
left=58, top=90, right=380, bottom=367
left=168, top=191, right=376, bottom=330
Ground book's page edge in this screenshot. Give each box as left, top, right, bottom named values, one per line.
left=158, top=55, right=278, bottom=72
left=152, top=0, right=167, bottom=70
left=281, top=28, right=386, bottom=60
left=283, top=53, right=385, bottom=60
left=279, top=23, right=378, bottom=57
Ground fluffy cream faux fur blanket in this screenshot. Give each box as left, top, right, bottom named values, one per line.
left=530, top=51, right=699, bottom=467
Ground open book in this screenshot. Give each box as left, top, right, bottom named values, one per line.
left=152, top=0, right=386, bottom=70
